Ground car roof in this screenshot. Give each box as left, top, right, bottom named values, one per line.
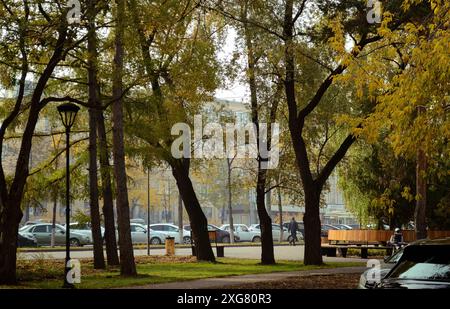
left=408, top=237, right=450, bottom=246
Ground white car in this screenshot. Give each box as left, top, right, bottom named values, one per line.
left=248, top=223, right=303, bottom=241
left=69, top=222, right=105, bottom=242
left=131, top=223, right=169, bottom=245
left=220, top=224, right=261, bottom=242
left=149, top=223, right=191, bottom=244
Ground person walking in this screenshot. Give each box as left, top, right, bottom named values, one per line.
left=288, top=217, right=298, bottom=246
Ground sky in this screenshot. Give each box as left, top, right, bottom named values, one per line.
left=213, top=28, right=248, bottom=103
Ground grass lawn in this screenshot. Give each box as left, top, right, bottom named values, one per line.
left=3, top=255, right=364, bottom=289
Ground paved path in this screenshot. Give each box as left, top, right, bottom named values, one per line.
left=17, top=245, right=367, bottom=263
left=122, top=266, right=368, bottom=289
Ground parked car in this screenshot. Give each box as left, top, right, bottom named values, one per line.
left=130, top=223, right=169, bottom=245
left=321, top=224, right=339, bottom=237
left=150, top=223, right=191, bottom=244
left=183, top=224, right=239, bottom=243
left=358, top=246, right=405, bottom=289
left=17, top=232, right=38, bottom=247
left=335, top=224, right=353, bottom=230
left=375, top=238, right=450, bottom=289
left=220, top=224, right=261, bottom=242
left=249, top=223, right=302, bottom=242
left=130, top=218, right=146, bottom=225
left=69, top=222, right=105, bottom=241
left=19, top=223, right=91, bottom=246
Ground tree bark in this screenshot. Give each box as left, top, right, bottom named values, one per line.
left=87, top=0, right=105, bottom=269
left=97, top=112, right=120, bottom=265
left=171, top=159, right=215, bottom=262
left=242, top=0, right=275, bottom=264
left=112, top=0, right=137, bottom=276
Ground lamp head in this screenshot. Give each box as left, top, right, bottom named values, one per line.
left=57, top=103, right=80, bottom=129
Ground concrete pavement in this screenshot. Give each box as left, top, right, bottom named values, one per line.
left=17, top=245, right=368, bottom=264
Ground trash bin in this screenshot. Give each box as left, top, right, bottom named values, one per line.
left=165, top=237, right=175, bottom=256
left=216, top=246, right=224, bottom=257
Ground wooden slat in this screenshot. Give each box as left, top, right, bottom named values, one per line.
left=328, top=229, right=450, bottom=243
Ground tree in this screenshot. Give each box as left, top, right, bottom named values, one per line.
left=87, top=0, right=106, bottom=270
left=0, top=2, right=79, bottom=283
left=125, top=0, right=220, bottom=262
left=112, top=0, right=137, bottom=276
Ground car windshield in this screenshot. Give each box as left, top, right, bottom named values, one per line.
left=388, top=246, right=450, bottom=281
left=386, top=248, right=404, bottom=263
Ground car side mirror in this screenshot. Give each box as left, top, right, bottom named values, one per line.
left=60, top=230, right=65, bottom=234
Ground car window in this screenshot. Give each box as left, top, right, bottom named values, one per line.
left=223, top=226, right=230, bottom=231
left=152, top=225, right=163, bottom=231
left=241, top=226, right=249, bottom=232
left=55, top=226, right=65, bottom=232
left=388, top=246, right=450, bottom=281
left=272, top=225, right=280, bottom=231
left=135, top=226, right=146, bottom=233
left=207, top=225, right=217, bottom=231
left=32, top=225, right=48, bottom=233
left=386, top=248, right=404, bottom=264
left=167, top=226, right=178, bottom=232
left=130, top=225, right=136, bottom=232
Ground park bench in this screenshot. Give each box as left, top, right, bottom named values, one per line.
left=321, top=244, right=393, bottom=258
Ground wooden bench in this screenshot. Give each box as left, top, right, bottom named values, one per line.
left=321, top=244, right=393, bottom=258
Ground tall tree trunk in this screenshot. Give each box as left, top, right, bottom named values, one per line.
left=0, top=203, right=22, bottom=284
left=112, top=0, right=137, bottom=276
left=87, top=0, right=106, bottom=269
left=97, top=112, right=120, bottom=265
left=241, top=0, right=275, bottom=264
left=226, top=158, right=235, bottom=244
left=303, top=186, right=322, bottom=264
left=283, top=0, right=322, bottom=265
left=171, top=159, right=215, bottom=262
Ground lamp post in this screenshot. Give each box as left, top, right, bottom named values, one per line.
left=147, top=167, right=150, bottom=256
left=57, top=103, right=80, bottom=288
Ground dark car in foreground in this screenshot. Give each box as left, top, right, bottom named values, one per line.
left=375, top=238, right=450, bottom=289
left=358, top=246, right=405, bottom=289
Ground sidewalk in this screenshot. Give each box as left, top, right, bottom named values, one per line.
left=122, top=266, right=368, bottom=289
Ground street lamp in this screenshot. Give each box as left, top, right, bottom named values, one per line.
left=57, top=102, right=80, bottom=288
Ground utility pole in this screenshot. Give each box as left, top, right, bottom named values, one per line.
left=147, top=167, right=150, bottom=256
left=178, top=192, right=183, bottom=244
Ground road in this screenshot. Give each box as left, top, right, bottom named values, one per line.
left=17, top=245, right=367, bottom=263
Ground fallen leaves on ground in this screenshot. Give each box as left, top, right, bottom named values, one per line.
left=224, top=273, right=361, bottom=289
